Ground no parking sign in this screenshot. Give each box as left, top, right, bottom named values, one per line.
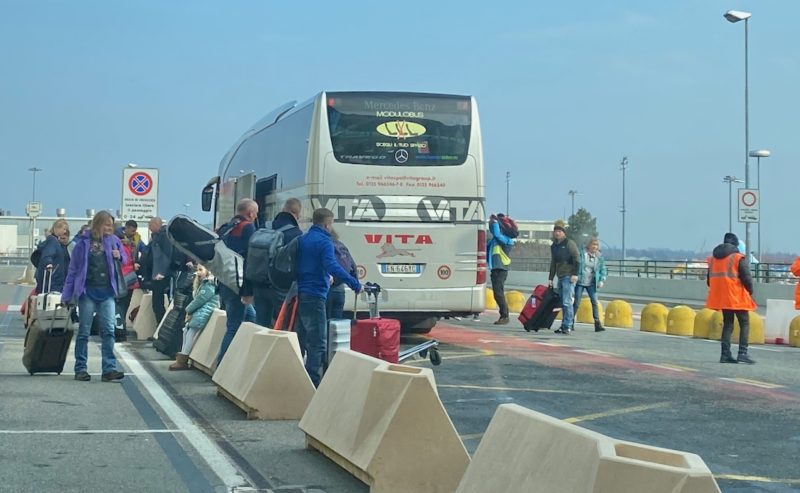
left=121, top=168, right=159, bottom=223
left=737, top=188, right=759, bottom=223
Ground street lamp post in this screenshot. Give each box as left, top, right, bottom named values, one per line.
left=620, top=156, right=628, bottom=260
left=724, top=9, right=753, bottom=258
left=28, top=167, right=42, bottom=202
left=722, top=175, right=744, bottom=231
left=749, top=149, right=770, bottom=260
left=567, top=189, right=581, bottom=217
left=505, top=171, right=510, bottom=215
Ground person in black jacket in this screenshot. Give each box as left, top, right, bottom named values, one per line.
left=147, top=217, right=174, bottom=324
left=253, top=198, right=303, bottom=328
left=35, top=219, right=71, bottom=293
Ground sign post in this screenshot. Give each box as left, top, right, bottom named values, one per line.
left=737, top=188, right=759, bottom=223
left=121, top=168, right=159, bottom=243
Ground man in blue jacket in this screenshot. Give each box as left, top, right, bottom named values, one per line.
left=296, top=208, right=361, bottom=386
left=487, top=214, right=515, bottom=325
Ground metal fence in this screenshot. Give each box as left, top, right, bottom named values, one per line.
left=511, top=257, right=796, bottom=284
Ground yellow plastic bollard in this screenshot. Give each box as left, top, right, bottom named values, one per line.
left=710, top=311, right=765, bottom=345
left=666, top=306, right=696, bottom=336
left=789, top=316, right=800, bottom=348
left=575, top=297, right=604, bottom=324
left=486, top=289, right=497, bottom=310
left=640, top=303, right=669, bottom=333
left=693, top=309, right=716, bottom=339
left=604, top=300, right=633, bottom=328
left=506, top=291, right=526, bottom=314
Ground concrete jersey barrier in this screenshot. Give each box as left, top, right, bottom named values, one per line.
left=299, top=349, right=470, bottom=493
left=188, top=308, right=227, bottom=376
left=456, top=404, right=721, bottom=493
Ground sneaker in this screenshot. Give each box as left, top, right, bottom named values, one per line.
left=737, top=354, right=756, bottom=365
left=493, top=317, right=509, bottom=325
left=555, top=327, right=571, bottom=335
left=719, top=354, right=738, bottom=364
left=101, top=371, right=125, bottom=382
left=74, top=371, right=91, bottom=381
left=594, top=321, right=605, bottom=332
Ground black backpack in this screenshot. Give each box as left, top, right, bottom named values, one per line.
left=245, top=224, right=295, bottom=283
left=268, top=236, right=299, bottom=290
left=30, top=247, right=42, bottom=268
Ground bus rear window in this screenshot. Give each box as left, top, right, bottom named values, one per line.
left=327, top=92, right=471, bottom=166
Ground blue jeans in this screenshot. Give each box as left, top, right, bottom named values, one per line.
left=326, top=286, right=346, bottom=320
left=217, top=285, right=256, bottom=364
left=75, top=295, right=117, bottom=374
left=558, top=276, right=576, bottom=329
left=295, top=294, right=327, bottom=387
left=574, top=283, right=600, bottom=322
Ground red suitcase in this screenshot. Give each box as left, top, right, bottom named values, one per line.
left=350, top=283, right=400, bottom=363
left=518, top=284, right=560, bottom=332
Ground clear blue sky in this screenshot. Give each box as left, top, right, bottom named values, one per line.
left=1, top=1, right=796, bottom=254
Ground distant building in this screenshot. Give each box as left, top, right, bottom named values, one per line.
left=487, top=219, right=556, bottom=245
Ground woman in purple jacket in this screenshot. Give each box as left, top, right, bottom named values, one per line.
left=62, top=211, right=127, bottom=382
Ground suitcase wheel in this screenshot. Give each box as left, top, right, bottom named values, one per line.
left=28, top=371, right=34, bottom=375
left=419, top=349, right=428, bottom=359
left=429, top=348, right=442, bottom=366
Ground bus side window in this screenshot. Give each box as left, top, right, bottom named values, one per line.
left=256, top=174, right=277, bottom=227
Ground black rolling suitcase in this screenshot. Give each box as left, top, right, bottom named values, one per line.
left=153, top=271, right=194, bottom=358
left=23, top=305, right=75, bottom=375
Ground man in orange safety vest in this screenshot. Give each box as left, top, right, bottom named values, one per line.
left=706, top=233, right=756, bottom=364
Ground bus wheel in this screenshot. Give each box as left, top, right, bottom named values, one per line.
left=401, top=317, right=437, bottom=334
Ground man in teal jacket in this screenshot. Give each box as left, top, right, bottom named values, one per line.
left=296, top=208, right=361, bottom=386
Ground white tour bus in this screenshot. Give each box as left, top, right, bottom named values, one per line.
left=201, top=91, right=486, bottom=332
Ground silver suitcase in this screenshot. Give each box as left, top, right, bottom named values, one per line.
left=327, top=319, right=351, bottom=367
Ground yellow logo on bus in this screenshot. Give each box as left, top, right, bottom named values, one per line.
left=376, top=121, right=426, bottom=139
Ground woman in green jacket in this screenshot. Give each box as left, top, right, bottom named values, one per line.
left=170, top=264, right=220, bottom=370
left=573, top=237, right=607, bottom=332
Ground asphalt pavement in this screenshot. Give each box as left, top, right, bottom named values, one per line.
left=2, top=264, right=799, bottom=492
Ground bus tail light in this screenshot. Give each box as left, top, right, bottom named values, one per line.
left=477, top=230, right=487, bottom=285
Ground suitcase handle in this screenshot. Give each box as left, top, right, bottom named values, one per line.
left=48, top=304, right=73, bottom=335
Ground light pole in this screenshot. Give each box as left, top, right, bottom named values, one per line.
left=723, top=175, right=744, bottom=231
left=724, top=9, right=753, bottom=258
left=619, top=156, right=628, bottom=260
left=749, top=149, right=770, bottom=260
left=505, top=171, right=510, bottom=215
left=567, top=189, right=581, bottom=217
left=28, top=167, right=42, bottom=202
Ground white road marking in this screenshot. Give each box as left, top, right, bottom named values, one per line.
left=0, top=429, right=184, bottom=434
left=718, top=377, right=784, bottom=389
left=573, top=349, right=618, bottom=357
left=115, top=345, right=249, bottom=489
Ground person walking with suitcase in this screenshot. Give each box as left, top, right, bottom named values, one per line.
left=548, top=220, right=580, bottom=334
left=573, top=237, right=607, bottom=332
left=169, top=264, right=219, bottom=370
left=487, top=213, right=516, bottom=325
left=61, top=210, right=127, bottom=382
left=706, top=233, right=756, bottom=364
left=34, top=219, right=71, bottom=295
left=296, top=208, right=361, bottom=387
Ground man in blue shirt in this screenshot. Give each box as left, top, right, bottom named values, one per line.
left=296, top=208, right=361, bottom=386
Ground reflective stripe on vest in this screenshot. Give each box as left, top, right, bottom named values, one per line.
left=707, top=255, right=738, bottom=279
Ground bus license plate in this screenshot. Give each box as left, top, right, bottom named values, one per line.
left=380, top=264, right=422, bottom=274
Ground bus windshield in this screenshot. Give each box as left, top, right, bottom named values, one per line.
left=326, top=92, right=471, bottom=167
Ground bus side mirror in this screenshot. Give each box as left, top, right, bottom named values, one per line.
left=201, top=186, right=214, bottom=212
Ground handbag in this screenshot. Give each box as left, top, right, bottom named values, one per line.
left=114, top=259, right=129, bottom=299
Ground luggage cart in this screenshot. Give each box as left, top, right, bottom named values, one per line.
left=360, top=283, right=442, bottom=367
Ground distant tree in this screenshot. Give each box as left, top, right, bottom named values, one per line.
left=565, top=208, right=598, bottom=247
